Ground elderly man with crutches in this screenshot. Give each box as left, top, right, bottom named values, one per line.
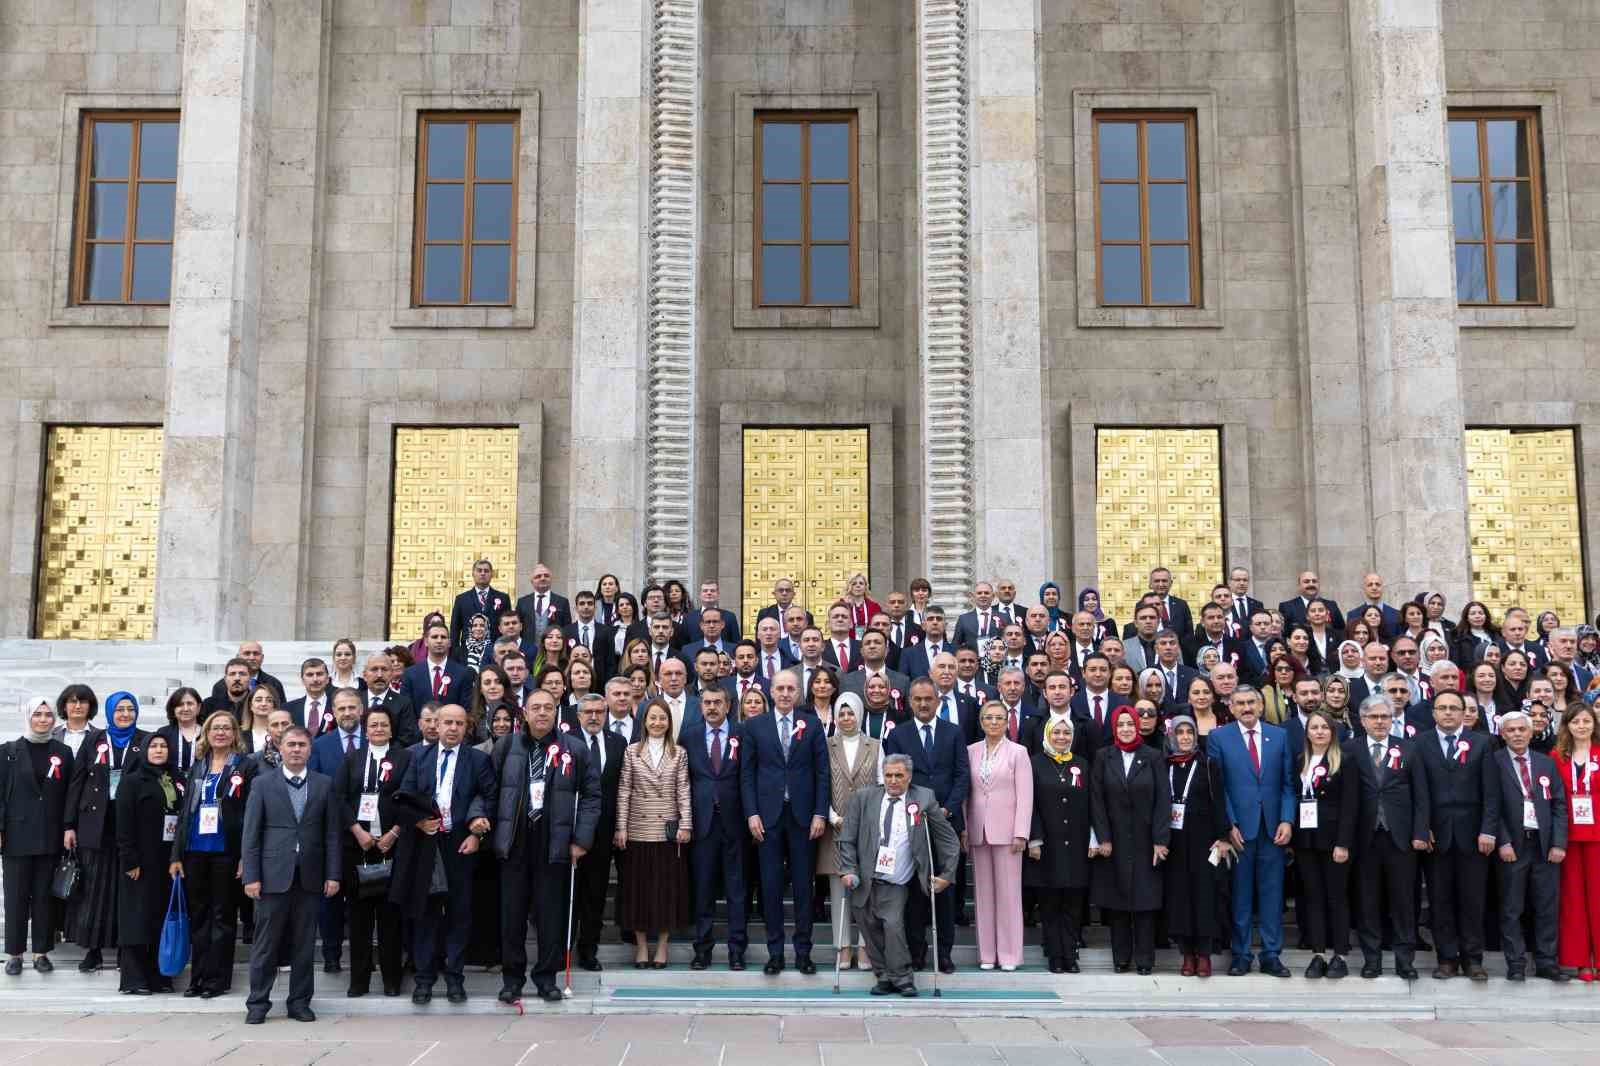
left=838, top=753, right=960, bottom=997
left=492, top=689, right=601, bottom=1005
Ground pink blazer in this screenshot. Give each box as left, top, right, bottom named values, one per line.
left=964, top=738, right=1034, bottom=846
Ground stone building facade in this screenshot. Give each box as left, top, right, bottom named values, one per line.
left=0, top=0, right=1595, bottom=643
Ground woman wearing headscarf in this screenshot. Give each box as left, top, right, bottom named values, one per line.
left=1418, top=633, right=1451, bottom=685
left=453, top=612, right=494, bottom=671
left=64, top=690, right=150, bottom=973
left=1161, top=715, right=1230, bottom=977
left=1025, top=717, right=1092, bottom=973
left=1135, top=700, right=1164, bottom=751
left=1077, top=587, right=1117, bottom=646
left=821, top=692, right=881, bottom=970
left=1420, top=592, right=1454, bottom=644
left=1090, top=706, right=1171, bottom=974
left=1038, top=582, right=1067, bottom=633
left=0, top=699, right=73, bottom=975
left=114, top=732, right=180, bottom=994
left=1335, top=640, right=1366, bottom=682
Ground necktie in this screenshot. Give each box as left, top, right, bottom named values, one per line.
left=308, top=699, right=319, bottom=730
left=582, top=624, right=590, bottom=648
left=1160, top=600, right=1170, bottom=623
left=370, top=694, right=381, bottom=708
left=1247, top=728, right=1260, bottom=772
left=1518, top=754, right=1533, bottom=795
left=1372, top=741, right=1384, bottom=769
left=1094, top=695, right=1103, bottom=727
left=709, top=727, right=722, bottom=773
left=432, top=666, right=443, bottom=697
left=655, top=650, right=665, bottom=673
left=289, top=775, right=304, bottom=789
left=740, top=678, right=751, bottom=698
left=837, top=642, right=849, bottom=671
left=345, top=733, right=355, bottom=754
left=1446, top=733, right=1458, bottom=760
left=1166, top=669, right=1176, bottom=695
left=611, top=719, right=623, bottom=736
left=766, top=654, right=776, bottom=679
left=883, top=795, right=898, bottom=840
left=477, top=588, right=487, bottom=607
left=922, top=724, right=934, bottom=752
left=537, top=594, right=545, bottom=618
left=779, top=715, right=792, bottom=755
left=941, top=695, right=953, bottom=722
left=588, top=732, right=600, bottom=769
left=893, top=623, right=902, bottom=646
left=1007, top=706, right=1018, bottom=741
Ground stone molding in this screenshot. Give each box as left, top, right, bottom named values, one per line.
left=918, top=0, right=974, bottom=608
left=644, top=0, right=700, bottom=587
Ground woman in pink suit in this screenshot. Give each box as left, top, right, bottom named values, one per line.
left=965, top=701, right=1034, bottom=970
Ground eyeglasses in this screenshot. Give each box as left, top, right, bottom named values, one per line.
left=1136, top=709, right=1158, bottom=719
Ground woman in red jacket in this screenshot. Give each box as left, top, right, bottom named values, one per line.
left=1554, top=703, right=1600, bottom=980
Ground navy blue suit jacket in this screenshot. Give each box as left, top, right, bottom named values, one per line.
left=680, top=720, right=745, bottom=839
left=881, top=716, right=972, bottom=832
left=737, top=710, right=830, bottom=829
left=721, top=673, right=771, bottom=704
left=682, top=608, right=742, bottom=645
left=309, top=729, right=363, bottom=779
left=1210, top=720, right=1296, bottom=841
left=898, top=639, right=955, bottom=683
left=400, top=659, right=475, bottom=712
left=397, top=742, right=496, bottom=853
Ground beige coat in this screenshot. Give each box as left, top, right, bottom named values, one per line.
left=617, top=742, right=691, bottom=843
left=817, top=732, right=881, bottom=875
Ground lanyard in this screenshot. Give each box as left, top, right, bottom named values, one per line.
left=1168, top=761, right=1197, bottom=804
left=1301, top=753, right=1323, bottom=797
left=1574, top=755, right=1593, bottom=796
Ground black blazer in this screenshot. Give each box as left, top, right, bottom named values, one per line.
left=680, top=720, right=744, bottom=839
left=560, top=728, right=626, bottom=835
left=66, top=728, right=153, bottom=850
left=1415, top=728, right=1493, bottom=853
left=1291, top=752, right=1359, bottom=852
left=154, top=724, right=203, bottom=778
left=1024, top=752, right=1093, bottom=890
left=1278, top=596, right=1344, bottom=632
left=286, top=694, right=338, bottom=738
left=881, top=717, right=971, bottom=832
left=450, top=585, right=514, bottom=648
left=362, top=690, right=420, bottom=748
left=1484, top=746, right=1568, bottom=855
left=562, top=620, right=617, bottom=678
left=1089, top=745, right=1172, bottom=912
left=334, top=744, right=412, bottom=883
left=1342, top=736, right=1431, bottom=850
left=399, top=743, right=497, bottom=859
left=172, top=754, right=258, bottom=861
left=516, top=591, right=573, bottom=635
left=0, top=739, right=73, bottom=857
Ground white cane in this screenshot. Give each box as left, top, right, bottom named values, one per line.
left=563, top=856, right=577, bottom=998
left=924, top=815, right=942, bottom=998
left=833, top=884, right=844, bottom=995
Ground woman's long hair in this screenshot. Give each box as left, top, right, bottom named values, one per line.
left=195, top=709, right=246, bottom=763
left=1297, top=707, right=1343, bottom=777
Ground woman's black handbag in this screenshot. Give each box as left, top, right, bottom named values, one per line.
left=354, top=855, right=393, bottom=899
left=50, top=849, right=80, bottom=900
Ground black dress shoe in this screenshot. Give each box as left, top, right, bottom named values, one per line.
left=1114, top=963, right=1131, bottom=974
left=689, top=953, right=709, bottom=971
left=6, top=958, right=23, bottom=976
left=1048, top=959, right=1066, bottom=974
left=384, top=984, right=402, bottom=997
left=578, top=956, right=602, bottom=972
left=1135, top=965, right=1153, bottom=976
left=347, top=986, right=369, bottom=998
left=1397, top=967, right=1419, bottom=981
left=763, top=957, right=784, bottom=975
left=1507, top=970, right=1526, bottom=982
left=1305, top=956, right=1328, bottom=979
left=77, top=950, right=101, bottom=973
left=900, top=985, right=919, bottom=997
left=870, top=979, right=897, bottom=996
left=1227, top=958, right=1250, bottom=977
left=33, top=956, right=53, bottom=974
left=1063, top=958, right=1080, bottom=973
left=1260, top=958, right=1292, bottom=979
left=497, top=986, right=521, bottom=1004
left=200, top=988, right=222, bottom=999
left=797, top=956, right=817, bottom=976
left=1536, top=966, right=1572, bottom=983
left=287, top=1006, right=316, bottom=1022
left=324, top=960, right=342, bottom=974
left=446, top=985, right=468, bottom=1003
left=244, top=1011, right=267, bottom=1025
left=728, top=954, right=746, bottom=971
left=183, top=984, right=203, bottom=997
left=1327, top=956, right=1349, bottom=979
left=937, top=957, right=956, bottom=975
left=413, top=988, right=433, bottom=1004
left=123, top=987, right=152, bottom=996
left=1361, top=964, right=1381, bottom=979
left=540, top=986, right=565, bottom=1002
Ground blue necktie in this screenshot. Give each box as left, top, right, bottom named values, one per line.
left=922, top=724, right=934, bottom=753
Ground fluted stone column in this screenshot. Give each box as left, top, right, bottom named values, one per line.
left=1347, top=0, right=1470, bottom=605
left=568, top=0, right=649, bottom=592
left=155, top=0, right=274, bottom=640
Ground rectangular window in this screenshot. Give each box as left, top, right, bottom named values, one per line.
left=36, top=426, right=163, bottom=639
left=413, top=113, right=519, bottom=306
left=1094, top=427, right=1223, bottom=626
left=754, top=112, right=858, bottom=307
left=1466, top=428, right=1584, bottom=623
left=73, top=112, right=179, bottom=305
left=388, top=427, right=519, bottom=640
left=1094, top=112, right=1199, bottom=307
left=1449, top=110, right=1547, bottom=306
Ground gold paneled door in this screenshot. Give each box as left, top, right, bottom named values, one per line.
left=36, top=426, right=164, bottom=640
left=388, top=427, right=519, bottom=640
left=742, top=428, right=869, bottom=626
left=1094, top=428, right=1224, bottom=626
left=1466, top=428, right=1586, bottom=624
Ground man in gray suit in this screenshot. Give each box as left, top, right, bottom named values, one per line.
left=841, top=628, right=910, bottom=702
left=241, top=726, right=342, bottom=1024
left=837, top=753, right=959, bottom=997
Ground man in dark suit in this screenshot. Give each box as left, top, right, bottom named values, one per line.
left=883, top=590, right=924, bottom=653
left=1484, top=708, right=1570, bottom=982
left=992, top=579, right=1026, bottom=627
left=899, top=607, right=953, bottom=682
left=1184, top=603, right=1251, bottom=673
left=1226, top=567, right=1264, bottom=636
left=399, top=704, right=496, bottom=1004
left=881, top=677, right=971, bottom=974
left=926, top=652, right=980, bottom=746
left=286, top=658, right=334, bottom=738
left=1145, top=567, right=1193, bottom=642
left=241, top=727, right=342, bottom=1025
left=1415, top=688, right=1495, bottom=981
left=1239, top=609, right=1279, bottom=687
left=359, top=654, right=419, bottom=747
left=561, top=590, right=615, bottom=681
left=1345, top=572, right=1400, bottom=640
left=752, top=617, right=798, bottom=683
left=307, top=688, right=367, bottom=973
left=737, top=669, right=830, bottom=975
left=756, top=576, right=811, bottom=629
left=1021, top=672, right=1088, bottom=756
left=682, top=687, right=749, bottom=970
left=515, top=562, right=571, bottom=640
left=401, top=621, right=476, bottom=712
left=1149, top=631, right=1199, bottom=714
left=569, top=693, right=626, bottom=970
left=820, top=602, right=862, bottom=674
left=953, top=581, right=1004, bottom=651
left=682, top=606, right=736, bottom=664
left=722, top=640, right=771, bottom=705
left=1278, top=571, right=1344, bottom=632
left=448, top=558, right=512, bottom=649
left=952, top=647, right=997, bottom=704
left=209, top=640, right=288, bottom=711
left=492, top=689, right=601, bottom=1004
left=1497, top=612, right=1548, bottom=670
left=1344, top=693, right=1431, bottom=980
left=682, top=579, right=742, bottom=644
left=1070, top=654, right=1128, bottom=739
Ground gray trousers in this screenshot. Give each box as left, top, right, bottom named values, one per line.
left=247, top=887, right=319, bottom=1013
left=853, top=879, right=913, bottom=988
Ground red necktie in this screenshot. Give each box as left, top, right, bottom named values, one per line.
left=1518, top=754, right=1533, bottom=796
left=837, top=642, right=849, bottom=671
left=1247, top=728, right=1260, bottom=773
left=766, top=654, right=776, bottom=679
left=308, top=700, right=319, bottom=732
left=1160, top=600, right=1170, bottom=622
left=432, top=666, right=443, bottom=697
left=1007, top=707, right=1018, bottom=741
left=709, top=727, right=722, bottom=774
left=1094, top=695, right=1103, bottom=727
left=345, top=733, right=355, bottom=754
left=741, top=678, right=750, bottom=697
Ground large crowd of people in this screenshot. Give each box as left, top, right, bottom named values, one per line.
left=3, top=561, right=1600, bottom=1020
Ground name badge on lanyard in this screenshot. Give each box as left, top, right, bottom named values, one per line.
left=1523, top=799, right=1539, bottom=829
left=1299, top=800, right=1319, bottom=830
left=108, top=768, right=123, bottom=801
left=1575, top=796, right=1595, bottom=826
left=874, top=845, right=897, bottom=876
left=529, top=780, right=545, bottom=811
left=1574, top=761, right=1597, bottom=826
left=357, top=793, right=379, bottom=822
left=1168, top=763, right=1197, bottom=831
left=162, top=815, right=178, bottom=842
left=199, top=804, right=220, bottom=836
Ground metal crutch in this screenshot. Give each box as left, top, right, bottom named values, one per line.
left=563, top=857, right=577, bottom=998
left=924, top=814, right=943, bottom=998
left=833, top=882, right=845, bottom=994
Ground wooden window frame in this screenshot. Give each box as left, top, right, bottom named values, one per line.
left=753, top=110, right=859, bottom=308
left=1092, top=111, right=1200, bottom=309
left=72, top=111, right=179, bottom=306
left=412, top=111, right=520, bottom=307
left=1449, top=108, right=1548, bottom=308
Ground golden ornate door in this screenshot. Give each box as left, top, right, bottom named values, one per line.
left=1466, top=428, right=1586, bottom=623
left=742, top=427, right=869, bottom=625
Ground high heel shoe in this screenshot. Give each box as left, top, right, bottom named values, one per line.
left=652, top=959, right=668, bottom=969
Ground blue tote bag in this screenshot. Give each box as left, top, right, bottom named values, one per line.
left=158, top=876, right=191, bottom=977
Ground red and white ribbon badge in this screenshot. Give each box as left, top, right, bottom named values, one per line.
left=727, top=737, right=740, bottom=760
left=546, top=742, right=561, bottom=767
left=439, top=675, right=450, bottom=696
left=561, top=752, right=573, bottom=776
left=228, top=773, right=244, bottom=798
left=793, top=719, right=807, bottom=739
left=1387, top=747, right=1402, bottom=770
left=1405, top=724, right=1416, bottom=738
left=1456, top=740, right=1471, bottom=765
left=905, top=801, right=921, bottom=826
left=379, top=760, right=393, bottom=783
left=559, top=721, right=571, bottom=733
left=1312, top=764, right=1328, bottom=785
left=95, top=741, right=109, bottom=765
left=494, top=597, right=503, bottom=611
left=1540, top=774, right=1552, bottom=801
left=1069, top=765, right=1083, bottom=788
left=47, top=755, right=62, bottom=780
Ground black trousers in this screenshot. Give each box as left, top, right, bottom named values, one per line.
left=574, top=833, right=615, bottom=958
left=1499, top=830, right=1559, bottom=972
left=183, top=853, right=239, bottom=992
left=500, top=819, right=572, bottom=993
left=1357, top=830, right=1417, bottom=968
left=118, top=945, right=164, bottom=991
left=1428, top=846, right=1488, bottom=963
left=346, top=892, right=402, bottom=991
left=2, top=855, right=56, bottom=956
left=318, top=894, right=346, bottom=965
left=691, top=814, right=747, bottom=955
left=247, top=887, right=320, bottom=1014
left=413, top=850, right=476, bottom=989
left=1296, top=847, right=1352, bottom=955
left=1036, top=887, right=1082, bottom=962
left=1107, top=908, right=1156, bottom=969
left=906, top=874, right=954, bottom=963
